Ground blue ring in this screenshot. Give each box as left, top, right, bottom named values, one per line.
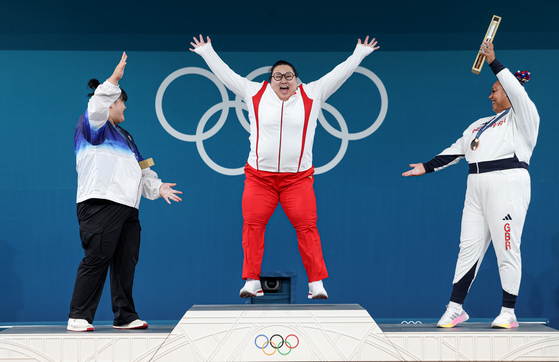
left=254, top=334, right=269, bottom=349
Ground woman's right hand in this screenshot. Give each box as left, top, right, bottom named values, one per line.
left=190, top=34, right=211, bottom=52
left=108, top=52, right=127, bottom=86
left=480, top=41, right=496, bottom=65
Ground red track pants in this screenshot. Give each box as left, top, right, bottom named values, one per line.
left=242, top=164, right=328, bottom=282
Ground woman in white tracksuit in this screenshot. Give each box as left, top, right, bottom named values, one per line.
left=403, top=42, right=539, bottom=329
left=190, top=34, right=379, bottom=299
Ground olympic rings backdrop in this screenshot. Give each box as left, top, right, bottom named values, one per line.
left=155, top=65, right=388, bottom=175
left=0, top=47, right=558, bottom=329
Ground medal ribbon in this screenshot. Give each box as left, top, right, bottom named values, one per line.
left=474, top=108, right=510, bottom=141
left=115, top=125, right=140, bottom=162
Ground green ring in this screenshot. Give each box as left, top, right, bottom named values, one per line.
left=277, top=340, right=292, bottom=355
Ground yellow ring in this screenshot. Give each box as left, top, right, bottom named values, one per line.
left=262, top=340, right=277, bottom=355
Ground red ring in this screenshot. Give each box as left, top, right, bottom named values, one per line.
left=285, top=334, right=299, bottom=349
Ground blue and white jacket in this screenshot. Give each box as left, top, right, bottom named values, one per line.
left=74, top=80, right=162, bottom=208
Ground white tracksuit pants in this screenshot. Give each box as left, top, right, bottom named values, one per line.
left=453, top=168, right=531, bottom=296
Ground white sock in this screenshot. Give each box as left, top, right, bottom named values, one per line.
left=449, top=301, right=463, bottom=311
left=501, top=306, right=515, bottom=314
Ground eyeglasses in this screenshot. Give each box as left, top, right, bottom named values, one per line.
left=272, top=72, right=295, bottom=81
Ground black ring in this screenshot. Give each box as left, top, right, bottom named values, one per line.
left=270, top=334, right=284, bottom=349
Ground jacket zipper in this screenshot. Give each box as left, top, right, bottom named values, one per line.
left=278, top=101, right=284, bottom=172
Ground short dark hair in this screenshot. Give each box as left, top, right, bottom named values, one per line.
left=269, top=60, right=298, bottom=80
left=87, top=78, right=127, bottom=101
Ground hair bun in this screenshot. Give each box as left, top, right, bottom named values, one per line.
left=514, top=70, right=531, bottom=85
left=87, top=78, right=101, bottom=97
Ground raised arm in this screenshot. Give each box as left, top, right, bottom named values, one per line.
left=87, top=53, right=127, bottom=130
left=108, top=52, right=127, bottom=86
left=189, top=34, right=259, bottom=98
left=482, top=42, right=539, bottom=151
left=305, top=36, right=378, bottom=101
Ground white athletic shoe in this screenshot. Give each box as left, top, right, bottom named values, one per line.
left=308, top=280, right=328, bottom=299
left=239, top=278, right=264, bottom=298
left=113, top=319, right=148, bottom=330
left=437, top=302, right=469, bottom=328
left=491, top=307, right=518, bottom=329
left=67, top=318, right=94, bottom=332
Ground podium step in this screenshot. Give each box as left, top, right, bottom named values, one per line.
left=155, top=303, right=399, bottom=361
left=1, top=305, right=558, bottom=361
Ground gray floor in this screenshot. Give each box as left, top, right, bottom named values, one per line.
left=0, top=324, right=175, bottom=335
left=2, top=322, right=556, bottom=336
left=379, top=322, right=558, bottom=333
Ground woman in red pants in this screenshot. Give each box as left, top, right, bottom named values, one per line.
left=190, top=34, right=379, bottom=299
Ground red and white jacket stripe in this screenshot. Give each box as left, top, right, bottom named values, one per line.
left=195, top=43, right=374, bottom=173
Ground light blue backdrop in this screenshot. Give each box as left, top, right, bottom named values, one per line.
left=0, top=47, right=557, bottom=327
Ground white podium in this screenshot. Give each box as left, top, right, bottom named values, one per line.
left=1, top=304, right=559, bottom=361
left=151, top=304, right=400, bottom=361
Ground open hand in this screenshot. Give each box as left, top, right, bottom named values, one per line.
left=159, top=183, right=183, bottom=204
left=402, top=163, right=426, bottom=177
left=190, top=34, right=211, bottom=52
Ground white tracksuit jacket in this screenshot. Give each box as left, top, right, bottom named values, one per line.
left=74, top=80, right=162, bottom=209
left=424, top=61, right=540, bottom=296
left=194, top=43, right=374, bottom=173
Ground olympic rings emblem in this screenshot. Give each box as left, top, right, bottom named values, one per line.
left=156, top=65, right=388, bottom=176
left=400, top=320, right=422, bottom=324
left=255, top=334, right=299, bottom=356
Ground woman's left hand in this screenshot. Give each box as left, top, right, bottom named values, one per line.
left=159, top=183, right=183, bottom=204
left=190, top=34, right=211, bottom=52
left=108, top=52, right=127, bottom=86
left=358, top=36, right=379, bottom=51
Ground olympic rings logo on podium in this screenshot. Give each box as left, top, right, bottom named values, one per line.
left=254, top=334, right=299, bottom=356
left=156, top=65, right=388, bottom=176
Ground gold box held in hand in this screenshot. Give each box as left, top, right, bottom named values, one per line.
left=472, top=15, right=501, bottom=75
left=139, top=157, right=154, bottom=170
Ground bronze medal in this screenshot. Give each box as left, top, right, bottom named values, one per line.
left=471, top=138, right=480, bottom=151
left=470, top=109, right=509, bottom=152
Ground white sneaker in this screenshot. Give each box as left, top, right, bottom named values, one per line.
left=437, top=302, right=469, bottom=328
left=491, top=307, right=518, bottom=329
left=67, top=318, right=94, bottom=332
left=113, top=319, right=148, bottom=330
left=308, top=280, right=328, bottom=299
left=239, top=279, right=264, bottom=298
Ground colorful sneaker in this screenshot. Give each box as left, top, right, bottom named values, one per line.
left=113, top=319, right=148, bottom=330
left=491, top=307, right=518, bottom=329
left=437, top=303, right=469, bottom=328
left=67, top=318, right=94, bottom=332
left=239, top=279, right=264, bottom=298
left=308, top=280, right=328, bottom=299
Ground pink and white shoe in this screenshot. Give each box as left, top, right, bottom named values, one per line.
left=491, top=307, right=518, bottom=329
left=437, top=303, right=469, bottom=328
